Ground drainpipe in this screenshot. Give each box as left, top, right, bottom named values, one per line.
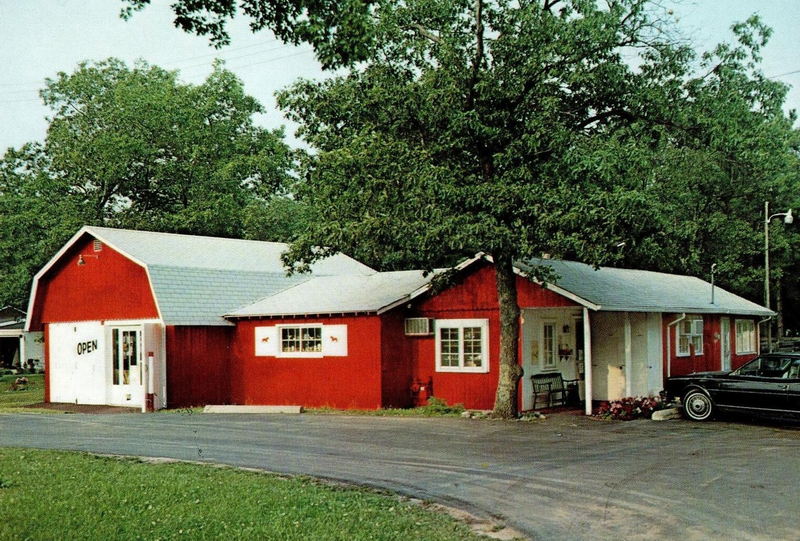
left=666, top=313, right=686, bottom=378
left=758, top=316, right=773, bottom=352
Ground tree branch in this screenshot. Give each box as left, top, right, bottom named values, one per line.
left=408, top=23, right=441, bottom=44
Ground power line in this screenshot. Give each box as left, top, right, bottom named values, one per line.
left=768, top=69, right=800, bottom=79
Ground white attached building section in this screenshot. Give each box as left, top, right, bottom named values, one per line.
left=48, top=320, right=166, bottom=411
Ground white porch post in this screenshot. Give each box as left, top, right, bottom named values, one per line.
left=583, top=307, right=593, bottom=415
left=19, top=334, right=26, bottom=370
left=624, top=312, right=632, bottom=397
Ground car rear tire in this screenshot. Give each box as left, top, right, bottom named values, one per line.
left=683, top=389, right=714, bottom=421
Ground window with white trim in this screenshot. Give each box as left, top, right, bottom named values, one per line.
left=435, top=319, right=489, bottom=373
left=280, top=325, right=322, bottom=354
left=254, top=324, right=348, bottom=357
left=677, top=317, right=703, bottom=356
left=735, top=319, right=756, bottom=354
left=542, top=322, right=557, bottom=369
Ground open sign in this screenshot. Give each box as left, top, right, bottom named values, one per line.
left=77, top=340, right=98, bottom=355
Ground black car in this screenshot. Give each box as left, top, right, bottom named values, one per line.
left=665, top=353, right=800, bottom=421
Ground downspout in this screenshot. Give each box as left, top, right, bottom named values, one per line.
left=758, top=316, right=773, bottom=353
left=666, top=313, right=686, bottom=378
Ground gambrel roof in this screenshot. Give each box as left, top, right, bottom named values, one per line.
left=26, top=226, right=374, bottom=327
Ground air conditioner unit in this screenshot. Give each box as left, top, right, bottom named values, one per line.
left=404, top=318, right=434, bottom=336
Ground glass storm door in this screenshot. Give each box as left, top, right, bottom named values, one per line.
left=111, top=327, right=142, bottom=400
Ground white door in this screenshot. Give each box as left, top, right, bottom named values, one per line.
left=48, top=322, right=106, bottom=404
left=108, top=326, right=143, bottom=406
left=721, top=317, right=731, bottom=371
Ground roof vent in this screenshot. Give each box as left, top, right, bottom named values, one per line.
left=93, top=239, right=102, bottom=252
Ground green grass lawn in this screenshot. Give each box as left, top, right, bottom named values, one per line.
left=0, top=448, right=493, bottom=541
left=0, top=373, right=49, bottom=413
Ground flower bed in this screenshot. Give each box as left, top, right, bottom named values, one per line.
left=594, top=396, right=664, bottom=421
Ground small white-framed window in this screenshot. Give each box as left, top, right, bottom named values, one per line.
left=677, top=317, right=703, bottom=357
left=255, top=324, right=347, bottom=357
left=541, top=321, right=557, bottom=369
left=435, top=319, right=489, bottom=373
left=278, top=324, right=322, bottom=357
left=735, top=319, right=757, bottom=354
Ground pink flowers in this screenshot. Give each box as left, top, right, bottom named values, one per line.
left=594, top=396, right=663, bottom=421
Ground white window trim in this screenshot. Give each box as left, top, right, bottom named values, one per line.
left=435, top=319, right=489, bottom=373
left=277, top=324, right=324, bottom=358
left=676, top=317, right=703, bottom=357
left=735, top=319, right=757, bottom=355
left=541, top=320, right=557, bottom=370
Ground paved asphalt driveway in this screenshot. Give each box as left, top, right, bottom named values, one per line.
left=0, top=412, right=798, bottom=541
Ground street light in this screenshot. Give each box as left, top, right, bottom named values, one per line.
left=764, top=201, right=793, bottom=352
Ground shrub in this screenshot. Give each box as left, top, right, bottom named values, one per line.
left=418, top=397, right=465, bottom=416
left=594, top=396, right=664, bottom=421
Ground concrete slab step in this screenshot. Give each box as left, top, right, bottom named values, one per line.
left=203, top=405, right=304, bottom=414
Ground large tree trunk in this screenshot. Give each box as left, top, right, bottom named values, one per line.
left=492, top=254, right=523, bottom=418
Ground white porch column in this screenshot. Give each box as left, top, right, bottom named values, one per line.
left=624, top=312, right=632, bottom=397
left=583, top=307, right=593, bottom=415
left=19, top=334, right=26, bottom=370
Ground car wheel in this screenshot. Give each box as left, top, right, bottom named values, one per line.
left=683, top=389, right=714, bottom=421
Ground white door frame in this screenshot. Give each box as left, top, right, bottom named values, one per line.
left=107, top=325, right=144, bottom=407
left=720, top=317, right=731, bottom=371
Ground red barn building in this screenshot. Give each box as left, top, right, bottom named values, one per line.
left=25, top=226, right=373, bottom=410
left=28, top=227, right=773, bottom=413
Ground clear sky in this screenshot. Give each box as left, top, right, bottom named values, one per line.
left=1, top=0, right=798, bottom=154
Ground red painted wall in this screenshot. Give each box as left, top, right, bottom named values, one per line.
left=30, top=234, right=159, bottom=329
left=230, top=316, right=384, bottom=409
left=166, top=326, right=233, bottom=407
left=407, top=263, right=578, bottom=410
left=662, top=313, right=759, bottom=379
left=380, top=312, right=414, bottom=408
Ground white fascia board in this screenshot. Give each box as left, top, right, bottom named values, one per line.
left=140, top=265, right=165, bottom=325
left=0, top=329, right=23, bottom=337
left=25, top=226, right=92, bottom=331
left=377, top=254, right=488, bottom=315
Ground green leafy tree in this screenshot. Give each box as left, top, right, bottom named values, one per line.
left=39, top=58, right=292, bottom=236
left=609, top=18, right=799, bottom=334
left=121, top=0, right=376, bottom=69
left=0, top=59, right=294, bottom=308
left=274, top=0, right=796, bottom=417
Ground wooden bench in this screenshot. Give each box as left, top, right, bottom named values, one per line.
left=531, top=372, right=579, bottom=410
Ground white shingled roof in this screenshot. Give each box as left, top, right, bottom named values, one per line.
left=225, top=270, right=436, bottom=318
left=517, top=258, right=773, bottom=316
left=84, top=226, right=374, bottom=275
left=27, top=226, right=375, bottom=327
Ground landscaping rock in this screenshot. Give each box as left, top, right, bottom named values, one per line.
left=652, top=407, right=682, bottom=421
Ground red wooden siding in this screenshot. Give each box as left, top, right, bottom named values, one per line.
left=380, top=312, right=414, bottom=408
left=661, top=313, right=759, bottom=379
left=407, top=262, right=577, bottom=410
left=166, top=326, right=233, bottom=407
left=30, top=234, right=159, bottom=329
left=230, top=316, right=384, bottom=409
